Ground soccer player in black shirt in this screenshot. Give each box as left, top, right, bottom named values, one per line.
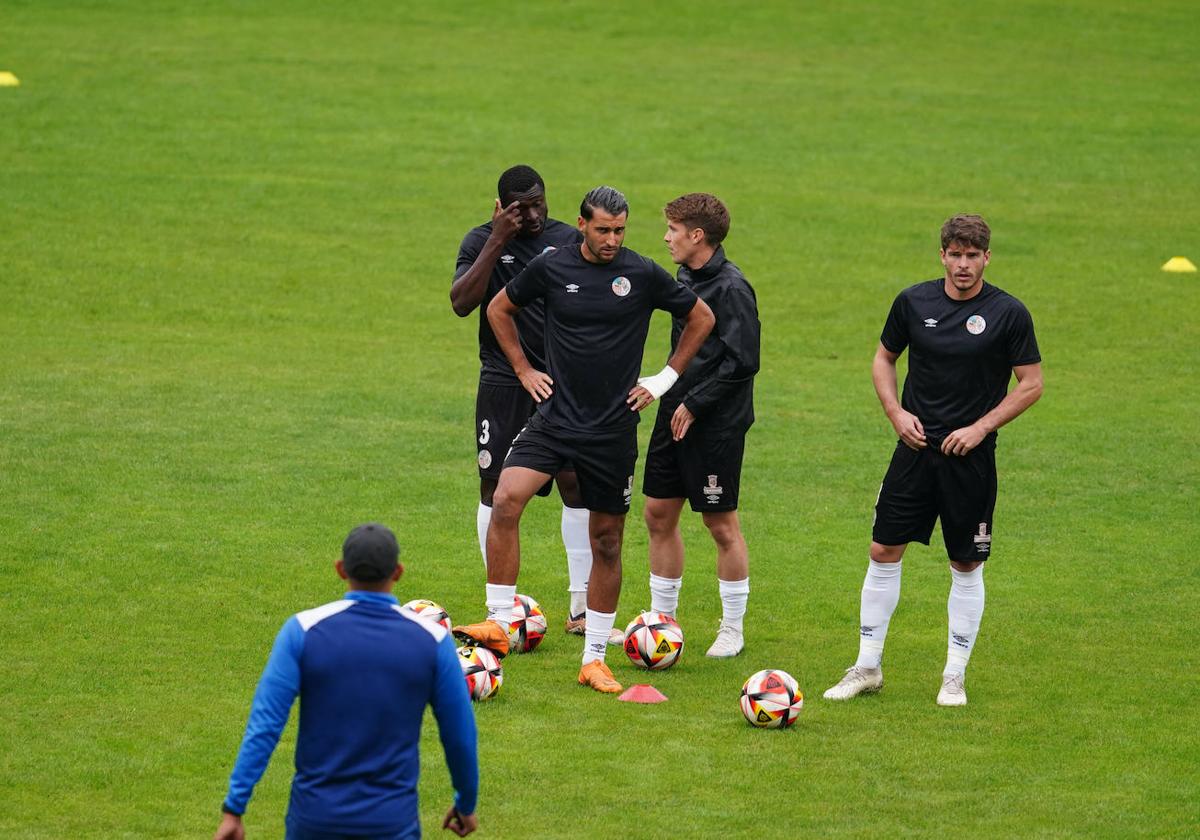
left=640, top=194, right=760, bottom=659
left=450, top=165, right=595, bottom=632
left=824, top=214, right=1044, bottom=707
left=454, top=186, right=715, bottom=694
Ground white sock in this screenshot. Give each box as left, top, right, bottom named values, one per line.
left=485, top=583, right=516, bottom=627
left=582, top=608, right=616, bottom=665
left=855, top=559, right=902, bottom=669
left=718, top=577, right=750, bottom=632
left=561, top=505, right=592, bottom=616
left=476, top=502, right=491, bottom=572
left=649, top=573, right=682, bottom=616
left=945, top=566, right=985, bottom=676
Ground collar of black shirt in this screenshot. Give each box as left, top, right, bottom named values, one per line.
left=681, top=245, right=728, bottom=283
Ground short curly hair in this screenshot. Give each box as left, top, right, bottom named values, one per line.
left=664, top=193, right=730, bottom=246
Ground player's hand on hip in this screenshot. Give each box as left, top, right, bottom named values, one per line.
left=443, top=806, right=478, bottom=836
left=889, top=409, right=927, bottom=450
left=518, top=368, right=554, bottom=402
left=627, top=384, right=656, bottom=412
left=670, top=403, right=695, bottom=440
left=941, top=423, right=986, bottom=456
left=490, top=198, right=523, bottom=242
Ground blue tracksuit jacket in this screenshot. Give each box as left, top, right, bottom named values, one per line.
left=222, top=591, right=478, bottom=834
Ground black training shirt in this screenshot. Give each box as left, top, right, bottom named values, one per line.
left=657, top=246, right=760, bottom=436
left=505, top=245, right=698, bottom=434
left=880, top=279, right=1041, bottom=441
left=455, top=219, right=582, bottom=386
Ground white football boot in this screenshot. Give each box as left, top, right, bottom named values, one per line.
left=822, top=666, right=884, bottom=700
left=936, top=672, right=967, bottom=706
left=705, top=622, right=744, bottom=658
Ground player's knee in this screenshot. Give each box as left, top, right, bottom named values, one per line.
left=702, top=512, right=741, bottom=548
left=590, top=525, right=624, bottom=563
left=490, top=488, right=528, bottom=526
left=869, top=542, right=905, bottom=564
left=643, top=502, right=677, bottom=536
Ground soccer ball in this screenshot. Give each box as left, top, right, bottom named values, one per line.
left=507, top=593, right=547, bottom=653
left=740, top=669, right=803, bottom=728
left=457, top=644, right=503, bottom=701
left=401, top=598, right=452, bottom=632
left=623, top=611, right=684, bottom=670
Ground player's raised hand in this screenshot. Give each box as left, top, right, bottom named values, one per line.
left=888, top=408, right=927, bottom=450
left=490, top=199, right=523, bottom=243
left=670, top=403, right=695, bottom=440
left=518, top=368, right=554, bottom=403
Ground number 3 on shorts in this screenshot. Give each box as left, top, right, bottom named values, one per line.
left=478, top=419, right=490, bottom=445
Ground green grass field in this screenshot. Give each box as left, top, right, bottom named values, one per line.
left=2, top=1, right=1198, bottom=837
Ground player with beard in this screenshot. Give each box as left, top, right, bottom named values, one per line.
left=451, top=165, right=594, bottom=632
left=454, top=186, right=715, bottom=694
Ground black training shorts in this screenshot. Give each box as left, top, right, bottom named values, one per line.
left=474, top=383, right=554, bottom=496
left=503, top=414, right=637, bottom=514
left=872, top=439, right=997, bottom=561
left=642, top=411, right=745, bottom=512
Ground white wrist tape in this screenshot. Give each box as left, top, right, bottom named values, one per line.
left=637, top=366, right=679, bottom=400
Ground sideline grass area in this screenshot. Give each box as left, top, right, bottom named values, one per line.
left=2, top=1, right=1197, bottom=837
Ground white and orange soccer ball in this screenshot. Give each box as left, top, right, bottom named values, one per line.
left=623, top=611, right=684, bottom=670
left=457, top=644, right=503, bottom=701
left=401, top=599, right=452, bottom=632
left=740, top=669, right=803, bottom=728
left=507, top=593, right=547, bottom=654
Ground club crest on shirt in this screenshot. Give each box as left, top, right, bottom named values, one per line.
left=611, top=276, right=631, bottom=297
left=966, top=314, right=986, bottom=335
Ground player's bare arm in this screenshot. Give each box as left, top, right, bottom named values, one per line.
left=628, top=298, right=715, bottom=412
left=941, top=362, right=1044, bottom=456
left=450, top=200, right=524, bottom=316
left=873, top=343, right=927, bottom=450
left=487, top=288, right=553, bottom=402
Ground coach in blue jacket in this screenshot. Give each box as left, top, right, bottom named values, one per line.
left=215, top=523, right=479, bottom=839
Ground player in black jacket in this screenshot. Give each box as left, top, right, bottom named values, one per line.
left=640, top=193, right=760, bottom=659
left=824, top=214, right=1044, bottom=707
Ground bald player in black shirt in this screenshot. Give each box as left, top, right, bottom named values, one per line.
left=824, top=214, right=1043, bottom=708
left=454, top=186, right=715, bottom=694
left=451, top=165, right=595, bottom=630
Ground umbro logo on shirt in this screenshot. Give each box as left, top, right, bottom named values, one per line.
left=566, top=284, right=580, bottom=293
left=923, top=318, right=938, bottom=328
left=500, top=255, right=515, bottom=264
